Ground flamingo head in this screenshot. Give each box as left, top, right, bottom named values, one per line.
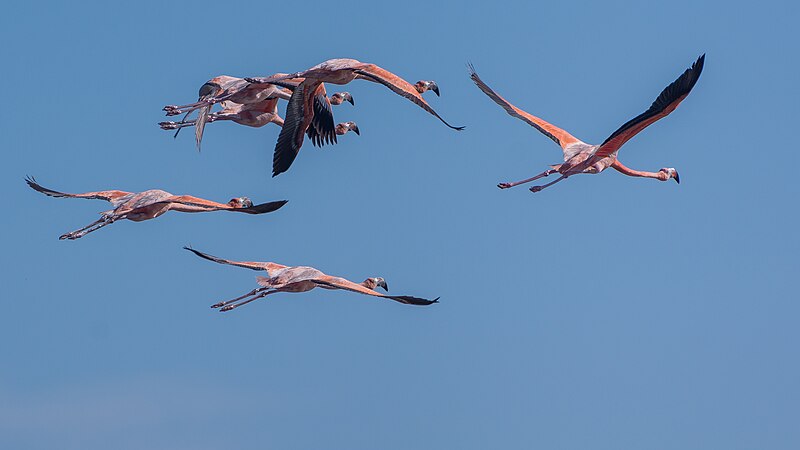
left=335, top=121, right=360, bottom=136
left=198, top=81, right=222, bottom=99
left=228, top=197, right=253, bottom=208
left=330, top=92, right=354, bottom=106
left=659, top=168, right=680, bottom=184
left=365, top=277, right=388, bottom=292
left=414, top=80, right=440, bottom=96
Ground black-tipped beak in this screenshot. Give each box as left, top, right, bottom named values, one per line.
left=379, top=280, right=388, bottom=292
left=674, top=171, right=680, bottom=184
left=347, top=96, right=355, bottom=106
left=352, top=124, right=360, bottom=135
left=431, top=84, right=440, bottom=96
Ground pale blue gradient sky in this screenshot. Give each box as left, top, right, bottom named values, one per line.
left=1, top=1, right=799, bottom=449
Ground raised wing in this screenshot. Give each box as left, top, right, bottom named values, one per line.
left=307, top=83, right=337, bottom=147
left=272, top=81, right=317, bottom=176
left=184, top=246, right=287, bottom=276
left=26, top=176, right=132, bottom=205
left=468, top=64, right=581, bottom=150
left=353, top=64, right=464, bottom=130
left=314, top=275, right=439, bottom=306
left=593, top=54, right=705, bottom=159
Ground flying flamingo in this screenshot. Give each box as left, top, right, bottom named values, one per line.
left=244, top=58, right=464, bottom=176
left=26, top=177, right=287, bottom=240
left=159, top=95, right=359, bottom=147
left=184, top=246, right=439, bottom=311
left=468, top=55, right=705, bottom=193
left=162, top=74, right=354, bottom=149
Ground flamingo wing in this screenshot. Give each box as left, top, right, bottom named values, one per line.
left=272, top=81, right=317, bottom=176
left=26, top=176, right=131, bottom=205
left=352, top=64, right=464, bottom=130
left=593, top=54, right=705, bottom=159
left=467, top=64, right=581, bottom=151
left=165, top=195, right=287, bottom=214
left=184, top=246, right=287, bottom=276
left=306, top=83, right=337, bottom=147
left=314, top=275, right=439, bottom=306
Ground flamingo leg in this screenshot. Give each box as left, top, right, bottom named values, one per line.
left=498, top=169, right=557, bottom=189
left=59, top=215, right=117, bottom=240
left=162, top=93, right=236, bottom=116
left=529, top=175, right=568, bottom=193
left=160, top=119, right=198, bottom=130
left=160, top=114, right=227, bottom=131
left=210, top=287, right=267, bottom=309
left=218, top=290, right=280, bottom=312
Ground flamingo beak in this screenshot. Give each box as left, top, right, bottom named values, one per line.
left=346, top=94, right=354, bottom=105
left=351, top=124, right=360, bottom=135
left=378, top=279, right=388, bottom=292
left=673, top=170, right=680, bottom=184
left=430, top=83, right=440, bottom=97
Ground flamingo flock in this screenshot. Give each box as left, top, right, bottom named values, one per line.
left=28, top=54, right=705, bottom=311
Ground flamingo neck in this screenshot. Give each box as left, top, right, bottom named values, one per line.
left=611, top=160, right=666, bottom=180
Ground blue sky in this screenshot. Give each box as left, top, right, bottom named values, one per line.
left=2, top=1, right=799, bottom=449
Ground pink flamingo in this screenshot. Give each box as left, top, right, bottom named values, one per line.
left=469, top=55, right=705, bottom=193
left=26, top=177, right=287, bottom=240
left=184, top=247, right=439, bottom=311
left=244, top=58, right=463, bottom=176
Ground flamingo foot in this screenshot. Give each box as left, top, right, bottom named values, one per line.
left=498, top=182, right=513, bottom=189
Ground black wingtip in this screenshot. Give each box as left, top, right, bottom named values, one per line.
left=241, top=199, right=288, bottom=214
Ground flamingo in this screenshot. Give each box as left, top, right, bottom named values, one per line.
left=162, top=74, right=354, bottom=149
left=468, top=55, right=705, bottom=193
left=184, top=246, right=439, bottom=311
left=26, top=177, right=287, bottom=240
left=244, top=58, right=464, bottom=176
left=159, top=95, right=359, bottom=146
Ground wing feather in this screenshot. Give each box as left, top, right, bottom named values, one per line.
left=467, top=64, right=580, bottom=150
left=272, top=81, right=315, bottom=177
left=307, top=83, right=337, bottom=147
left=314, top=275, right=438, bottom=306
left=353, top=65, right=464, bottom=130
left=184, top=246, right=287, bottom=276
left=26, top=176, right=131, bottom=205
left=593, top=54, right=705, bottom=159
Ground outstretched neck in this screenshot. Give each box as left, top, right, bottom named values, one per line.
left=611, top=160, right=668, bottom=180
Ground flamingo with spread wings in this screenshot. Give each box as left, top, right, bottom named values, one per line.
left=245, top=58, right=464, bottom=176
left=184, top=246, right=439, bottom=311
left=26, top=177, right=287, bottom=240
left=469, top=55, right=705, bottom=193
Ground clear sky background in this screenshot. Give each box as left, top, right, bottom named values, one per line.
left=2, top=1, right=799, bottom=449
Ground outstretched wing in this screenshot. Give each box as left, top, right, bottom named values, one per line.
left=314, top=275, right=439, bottom=306
left=26, top=176, right=132, bottom=206
left=272, top=81, right=317, bottom=177
left=165, top=195, right=287, bottom=214
left=184, top=246, right=287, bottom=276
left=467, top=64, right=581, bottom=151
left=593, top=54, right=705, bottom=159
left=353, top=64, right=464, bottom=131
